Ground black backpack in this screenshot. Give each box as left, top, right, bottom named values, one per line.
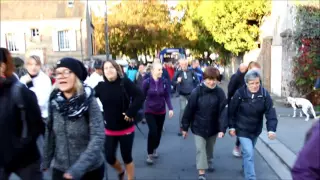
left=236, top=87, right=268, bottom=114
left=11, top=82, right=28, bottom=139
left=11, top=81, right=45, bottom=142
left=176, top=70, right=199, bottom=87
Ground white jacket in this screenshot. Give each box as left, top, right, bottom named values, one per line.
left=21, top=71, right=52, bottom=118
left=84, top=72, right=104, bottom=112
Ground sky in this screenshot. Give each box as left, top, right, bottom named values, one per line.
left=89, top=0, right=180, bottom=16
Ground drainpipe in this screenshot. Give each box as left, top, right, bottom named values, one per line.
left=80, top=18, right=84, bottom=62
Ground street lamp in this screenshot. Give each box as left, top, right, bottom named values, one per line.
left=105, top=0, right=109, bottom=60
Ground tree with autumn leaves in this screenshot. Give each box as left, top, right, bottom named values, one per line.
left=93, top=0, right=270, bottom=62
left=293, top=4, right=320, bottom=105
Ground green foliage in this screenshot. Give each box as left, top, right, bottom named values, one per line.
left=175, top=1, right=232, bottom=64
left=293, top=4, right=320, bottom=93
left=92, top=0, right=269, bottom=63
left=193, top=0, right=271, bottom=55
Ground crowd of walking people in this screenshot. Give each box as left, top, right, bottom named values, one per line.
left=0, top=46, right=319, bottom=180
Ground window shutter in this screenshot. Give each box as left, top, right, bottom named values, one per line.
left=69, top=30, right=76, bottom=51
left=17, top=33, right=26, bottom=53
left=0, top=33, right=6, bottom=48
left=52, top=30, right=59, bottom=51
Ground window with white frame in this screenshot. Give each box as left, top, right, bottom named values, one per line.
left=52, top=29, right=76, bottom=52
left=6, top=33, right=19, bottom=52
left=68, top=0, right=74, bottom=7
left=58, top=30, right=70, bottom=51
left=31, top=28, right=39, bottom=37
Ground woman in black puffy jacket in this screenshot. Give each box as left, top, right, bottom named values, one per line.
left=181, top=66, right=227, bottom=180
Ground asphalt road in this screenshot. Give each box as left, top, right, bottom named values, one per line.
left=10, top=95, right=280, bottom=180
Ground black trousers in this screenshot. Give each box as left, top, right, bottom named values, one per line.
left=52, top=165, right=104, bottom=180
left=105, top=133, right=135, bottom=165
left=145, top=113, right=166, bottom=154
left=1, top=160, right=42, bottom=180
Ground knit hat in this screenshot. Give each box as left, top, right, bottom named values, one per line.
left=56, top=57, right=88, bottom=81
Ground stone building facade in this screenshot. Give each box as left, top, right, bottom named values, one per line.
left=0, top=0, right=95, bottom=64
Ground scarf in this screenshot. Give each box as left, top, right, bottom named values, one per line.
left=50, top=85, right=93, bottom=119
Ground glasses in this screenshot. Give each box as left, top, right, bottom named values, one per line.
left=54, top=70, right=72, bottom=78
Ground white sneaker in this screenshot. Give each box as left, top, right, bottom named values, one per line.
left=232, top=146, right=241, bottom=157
left=146, top=155, right=153, bottom=165
left=153, top=150, right=159, bottom=159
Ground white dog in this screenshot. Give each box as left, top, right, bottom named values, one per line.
left=287, top=97, right=317, bottom=121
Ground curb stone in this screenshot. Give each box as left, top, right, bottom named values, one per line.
left=257, top=130, right=297, bottom=180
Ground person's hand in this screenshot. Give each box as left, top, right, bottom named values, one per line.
left=218, top=132, right=224, bottom=138
left=182, top=131, right=188, bottom=139
left=168, top=110, right=174, bottom=118
left=123, top=113, right=133, bottom=122
left=177, top=77, right=182, bottom=83
left=229, top=129, right=236, bottom=137
left=63, top=173, right=73, bottom=179
left=20, top=74, right=32, bottom=84
left=268, top=132, right=276, bottom=140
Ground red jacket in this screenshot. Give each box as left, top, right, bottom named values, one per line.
left=164, top=65, right=175, bottom=80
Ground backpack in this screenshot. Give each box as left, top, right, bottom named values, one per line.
left=11, top=82, right=28, bottom=139
left=196, top=84, right=224, bottom=112
left=237, top=87, right=268, bottom=114
left=144, top=77, right=167, bottom=91
left=120, top=78, right=146, bottom=138
left=176, top=70, right=199, bottom=87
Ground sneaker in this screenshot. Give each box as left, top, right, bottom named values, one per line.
left=153, top=150, right=159, bottom=159
left=207, top=162, right=215, bottom=173
left=118, top=170, right=125, bottom=180
left=232, top=146, right=241, bottom=157
left=198, top=174, right=206, bottom=180
left=178, top=128, right=183, bottom=136
left=146, top=155, right=153, bottom=165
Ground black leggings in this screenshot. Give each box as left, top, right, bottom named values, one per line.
left=52, top=164, right=104, bottom=180
left=105, top=133, right=134, bottom=165
left=145, top=113, right=166, bottom=154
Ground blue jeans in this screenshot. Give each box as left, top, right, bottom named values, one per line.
left=239, top=137, right=258, bottom=180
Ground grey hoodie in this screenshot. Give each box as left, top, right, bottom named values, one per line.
left=43, top=87, right=105, bottom=180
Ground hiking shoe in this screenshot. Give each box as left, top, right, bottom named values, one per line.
left=198, top=174, right=206, bottom=180
left=146, top=155, right=153, bottom=165
left=232, top=146, right=241, bottom=157
left=208, top=162, right=215, bottom=173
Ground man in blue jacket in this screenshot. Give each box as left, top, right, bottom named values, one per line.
left=189, top=59, right=203, bottom=82
left=126, top=60, right=138, bottom=82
